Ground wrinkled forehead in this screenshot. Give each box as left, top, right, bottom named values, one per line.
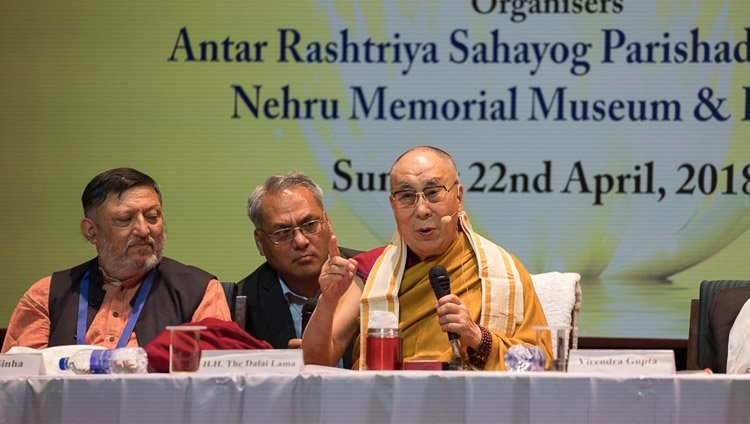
left=390, top=153, right=457, bottom=191
left=259, top=187, right=324, bottom=226
left=98, top=186, right=162, bottom=212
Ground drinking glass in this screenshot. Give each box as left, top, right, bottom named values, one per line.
left=167, top=325, right=206, bottom=374
left=366, top=328, right=402, bottom=370
left=534, top=325, right=571, bottom=371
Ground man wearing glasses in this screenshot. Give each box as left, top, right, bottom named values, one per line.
left=237, top=172, right=358, bottom=360
left=302, top=147, right=552, bottom=370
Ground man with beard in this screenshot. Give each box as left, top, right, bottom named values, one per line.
left=1, top=168, right=230, bottom=352
left=236, top=172, right=358, bottom=363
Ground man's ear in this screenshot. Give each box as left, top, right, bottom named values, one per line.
left=457, top=183, right=464, bottom=211
left=254, top=230, right=265, bottom=256
left=80, top=218, right=97, bottom=244
left=324, top=210, right=333, bottom=233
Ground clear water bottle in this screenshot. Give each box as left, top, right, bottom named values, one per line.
left=504, top=344, right=547, bottom=372
left=59, top=347, right=148, bottom=374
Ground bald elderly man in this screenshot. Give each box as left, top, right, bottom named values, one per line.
left=302, top=147, right=552, bottom=370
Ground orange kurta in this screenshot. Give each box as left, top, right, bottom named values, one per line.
left=2, top=268, right=230, bottom=353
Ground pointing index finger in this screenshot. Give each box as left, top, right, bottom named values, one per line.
left=329, top=235, right=341, bottom=259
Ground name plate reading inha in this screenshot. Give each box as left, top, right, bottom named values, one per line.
left=0, top=353, right=44, bottom=376
left=198, top=349, right=303, bottom=374
left=567, top=349, right=676, bottom=375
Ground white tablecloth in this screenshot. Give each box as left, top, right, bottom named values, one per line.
left=2, top=368, right=748, bottom=424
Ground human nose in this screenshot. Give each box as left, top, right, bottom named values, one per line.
left=290, top=227, right=311, bottom=249
left=414, top=193, right=433, bottom=219
left=132, top=214, right=149, bottom=237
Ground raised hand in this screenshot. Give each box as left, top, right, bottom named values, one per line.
left=318, top=235, right=358, bottom=303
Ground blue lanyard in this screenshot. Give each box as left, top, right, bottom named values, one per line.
left=76, top=266, right=156, bottom=347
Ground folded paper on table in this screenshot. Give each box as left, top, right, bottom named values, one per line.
left=567, top=349, right=676, bottom=375
left=0, top=351, right=44, bottom=376
left=3, top=345, right=107, bottom=376
left=199, top=349, right=303, bottom=374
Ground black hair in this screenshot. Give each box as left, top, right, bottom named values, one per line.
left=81, top=168, right=161, bottom=218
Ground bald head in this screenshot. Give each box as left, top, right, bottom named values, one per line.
left=388, top=146, right=464, bottom=261
left=390, top=146, right=458, bottom=191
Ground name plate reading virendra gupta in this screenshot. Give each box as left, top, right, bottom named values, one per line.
left=198, top=349, right=303, bottom=374
left=567, top=349, right=676, bottom=376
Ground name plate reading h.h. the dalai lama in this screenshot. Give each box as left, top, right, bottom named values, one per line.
left=198, top=349, right=303, bottom=374
left=567, top=349, right=676, bottom=375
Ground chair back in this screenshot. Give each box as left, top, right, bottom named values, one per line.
left=691, top=280, right=750, bottom=369
left=220, top=281, right=237, bottom=318
left=530, top=272, right=582, bottom=360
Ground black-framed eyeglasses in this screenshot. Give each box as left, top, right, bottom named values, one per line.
left=260, top=219, right=325, bottom=244
left=391, top=182, right=458, bottom=209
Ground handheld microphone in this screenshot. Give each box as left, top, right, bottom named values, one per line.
left=428, top=265, right=462, bottom=363
left=440, top=211, right=459, bottom=225
left=301, top=296, right=317, bottom=335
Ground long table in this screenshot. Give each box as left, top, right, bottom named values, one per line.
left=2, top=368, right=749, bottom=423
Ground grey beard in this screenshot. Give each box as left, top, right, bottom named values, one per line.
left=97, top=233, right=166, bottom=280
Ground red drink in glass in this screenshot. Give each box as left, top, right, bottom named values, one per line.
left=366, top=328, right=402, bottom=370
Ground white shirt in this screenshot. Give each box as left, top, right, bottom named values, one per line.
left=278, top=277, right=343, bottom=368
left=278, top=277, right=310, bottom=339
left=726, top=297, right=750, bottom=374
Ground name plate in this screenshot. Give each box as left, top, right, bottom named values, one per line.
left=198, top=349, right=303, bottom=374
left=0, top=353, right=44, bottom=376
left=567, top=349, right=675, bottom=375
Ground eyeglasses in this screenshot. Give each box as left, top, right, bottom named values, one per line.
left=391, top=182, right=458, bottom=209
left=260, top=219, right=325, bottom=244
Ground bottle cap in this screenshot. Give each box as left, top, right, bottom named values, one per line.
left=59, top=357, right=68, bottom=371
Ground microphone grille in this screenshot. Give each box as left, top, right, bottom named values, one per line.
left=429, top=264, right=447, bottom=280
left=429, top=265, right=451, bottom=298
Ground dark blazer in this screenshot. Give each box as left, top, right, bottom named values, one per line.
left=235, top=247, right=360, bottom=367
left=704, top=286, right=750, bottom=373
